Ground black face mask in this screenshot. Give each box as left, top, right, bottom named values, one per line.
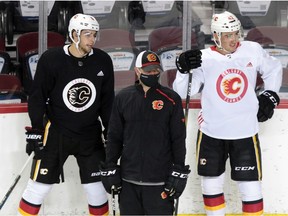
left=140, top=73, right=160, bottom=87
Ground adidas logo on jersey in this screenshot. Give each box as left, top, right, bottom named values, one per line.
left=97, top=71, right=104, bottom=76
left=246, top=62, right=253, bottom=67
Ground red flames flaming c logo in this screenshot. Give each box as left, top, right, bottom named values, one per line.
left=147, top=54, right=157, bottom=62
left=152, top=100, right=164, bottom=110
left=222, top=77, right=241, bottom=95
left=216, top=68, right=248, bottom=103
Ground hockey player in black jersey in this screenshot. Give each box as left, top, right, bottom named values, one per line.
left=18, top=14, right=115, bottom=215
left=100, top=50, right=190, bottom=215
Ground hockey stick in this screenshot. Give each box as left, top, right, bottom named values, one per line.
left=174, top=198, right=179, bottom=216
left=111, top=186, right=116, bottom=216
left=174, top=70, right=193, bottom=216
left=0, top=153, right=33, bottom=210
left=184, top=71, right=193, bottom=125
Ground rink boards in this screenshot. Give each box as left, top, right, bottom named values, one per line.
left=0, top=101, right=288, bottom=215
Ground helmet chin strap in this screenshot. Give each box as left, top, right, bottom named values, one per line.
left=72, top=35, right=87, bottom=57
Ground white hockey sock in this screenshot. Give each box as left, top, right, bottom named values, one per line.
left=82, top=182, right=108, bottom=215
left=201, top=173, right=226, bottom=216
left=18, top=179, right=53, bottom=215
left=238, top=181, right=263, bottom=215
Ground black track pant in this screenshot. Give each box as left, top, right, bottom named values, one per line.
left=119, top=180, right=174, bottom=215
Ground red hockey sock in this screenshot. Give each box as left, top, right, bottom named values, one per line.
left=88, top=201, right=109, bottom=216
left=243, top=198, right=263, bottom=215
left=18, top=198, right=41, bottom=215
left=203, top=193, right=226, bottom=212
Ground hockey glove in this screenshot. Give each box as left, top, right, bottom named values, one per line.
left=176, top=49, right=202, bottom=74
left=257, top=90, right=280, bottom=122
left=99, top=162, right=122, bottom=194
left=164, top=164, right=191, bottom=199
left=25, top=126, right=44, bottom=159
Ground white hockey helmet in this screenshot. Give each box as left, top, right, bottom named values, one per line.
left=211, top=11, right=241, bottom=34
left=211, top=11, right=242, bottom=49
left=68, top=13, right=99, bottom=43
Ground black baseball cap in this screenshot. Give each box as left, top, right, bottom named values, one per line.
left=135, top=51, right=163, bottom=72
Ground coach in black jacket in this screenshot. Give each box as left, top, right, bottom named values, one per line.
left=100, top=50, right=190, bottom=215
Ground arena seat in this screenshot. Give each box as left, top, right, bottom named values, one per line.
left=0, top=51, right=11, bottom=74
left=246, top=26, right=288, bottom=92
left=95, top=28, right=139, bottom=92
left=0, top=36, right=5, bottom=51
left=0, top=36, right=12, bottom=74
left=3, top=1, right=81, bottom=44
left=148, top=26, right=202, bottom=88
left=0, top=74, right=27, bottom=103
left=16, top=31, right=65, bottom=94
left=246, top=26, right=288, bottom=46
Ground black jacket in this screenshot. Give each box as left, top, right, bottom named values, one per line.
left=106, top=83, right=186, bottom=183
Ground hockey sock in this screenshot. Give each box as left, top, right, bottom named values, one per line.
left=242, top=199, right=263, bottom=215
left=18, top=198, right=41, bottom=215
left=238, top=181, right=263, bottom=215
left=203, top=193, right=226, bottom=215
left=82, top=182, right=109, bottom=216
left=201, top=173, right=226, bottom=215
left=88, top=201, right=109, bottom=216
left=18, top=179, right=53, bottom=215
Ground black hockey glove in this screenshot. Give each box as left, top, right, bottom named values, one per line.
left=25, top=126, right=44, bottom=159
left=164, top=164, right=191, bottom=199
left=176, top=49, right=202, bottom=74
left=257, top=90, right=280, bottom=122
left=99, top=162, right=122, bottom=194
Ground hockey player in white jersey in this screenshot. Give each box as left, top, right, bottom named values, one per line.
left=173, top=11, right=282, bottom=215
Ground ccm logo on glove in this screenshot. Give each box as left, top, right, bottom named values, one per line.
left=171, top=171, right=189, bottom=178
left=100, top=169, right=117, bottom=176
left=262, top=91, right=279, bottom=106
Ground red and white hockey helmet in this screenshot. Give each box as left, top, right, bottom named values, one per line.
left=211, top=11, right=241, bottom=34
left=211, top=11, right=242, bottom=50
left=68, top=13, right=99, bottom=42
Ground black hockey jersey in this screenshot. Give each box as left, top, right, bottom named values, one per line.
left=28, top=45, right=115, bottom=141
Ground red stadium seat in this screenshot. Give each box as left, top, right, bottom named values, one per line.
left=0, top=36, right=5, bottom=51
left=245, top=26, right=288, bottom=46
left=148, top=26, right=200, bottom=89
left=16, top=31, right=66, bottom=62
left=0, top=36, right=12, bottom=74
left=0, top=74, right=22, bottom=91
left=246, top=26, right=288, bottom=92
left=94, top=28, right=139, bottom=92
left=16, top=31, right=65, bottom=94
left=0, top=74, right=27, bottom=103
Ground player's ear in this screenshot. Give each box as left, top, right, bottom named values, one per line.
left=72, top=30, right=79, bottom=42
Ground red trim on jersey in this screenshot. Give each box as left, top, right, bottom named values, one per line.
left=210, top=42, right=240, bottom=54
left=156, top=88, right=175, bottom=105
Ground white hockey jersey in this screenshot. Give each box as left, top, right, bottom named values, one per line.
left=173, top=41, right=282, bottom=139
